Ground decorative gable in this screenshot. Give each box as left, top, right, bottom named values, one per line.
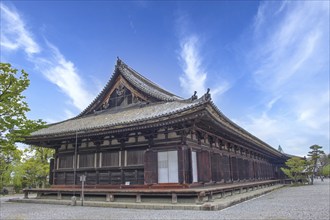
left=94, top=76, right=148, bottom=112
left=78, top=58, right=182, bottom=117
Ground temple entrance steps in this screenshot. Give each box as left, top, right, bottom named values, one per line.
left=13, top=180, right=283, bottom=210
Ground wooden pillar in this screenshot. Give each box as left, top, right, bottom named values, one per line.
left=178, top=146, right=190, bottom=184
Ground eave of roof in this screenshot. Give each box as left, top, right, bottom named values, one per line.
left=26, top=97, right=207, bottom=140
left=203, top=101, right=287, bottom=158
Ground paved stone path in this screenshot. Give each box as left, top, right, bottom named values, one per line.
left=1, top=179, right=329, bottom=220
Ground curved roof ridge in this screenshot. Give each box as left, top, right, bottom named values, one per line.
left=118, top=59, right=182, bottom=100
left=77, top=67, right=118, bottom=117
left=118, top=58, right=181, bottom=99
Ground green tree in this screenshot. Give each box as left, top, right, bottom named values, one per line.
left=319, top=164, right=330, bottom=177
left=0, top=63, right=45, bottom=190
left=308, top=144, right=325, bottom=185
left=281, top=157, right=307, bottom=184
left=23, top=146, right=54, bottom=188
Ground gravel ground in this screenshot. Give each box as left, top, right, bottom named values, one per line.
left=1, top=179, right=329, bottom=220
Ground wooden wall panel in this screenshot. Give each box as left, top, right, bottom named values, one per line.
left=144, top=150, right=158, bottom=184
left=197, top=151, right=211, bottom=182
left=178, top=147, right=190, bottom=184
left=79, top=154, right=94, bottom=168
left=65, top=173, right=74, bottom=185
left=110, top=171, right=122, bottom=185
left=238, top=158, right=244, bottom=181
left=124, top=170, right=138, bottom=184
left=99, top=171, right=110, bottom=185
left=55, top=173, right=65, bottom=185
left=58, top=155, right=73, bottom=169
left=244, top=159, right=249, bottom=180
left=249, top=160, right=254, bottom=179
left=102, top=151, right=119, bottom=167
left=86, top=172, right=97, bottom=185
left=211, top=153, right=222, bottom=182
left=231, top=157, right=238, bottom=181
left=137, top=170, right=144, bottom=184
left=127, top=150, right=144, bottom=166
left=221, top=155, right=231, bottom=182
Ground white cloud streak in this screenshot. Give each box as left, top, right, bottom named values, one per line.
left=0, top=3, right=40, bottom=55
left=35, top=43, right=94, bottom=111
left=179, top=35, right=207, bottom=96
left=242, top=1, right=329, bottom=155
left=177, top=30, right=230, bottom=99
left=0, top=3, right=93, bottom=112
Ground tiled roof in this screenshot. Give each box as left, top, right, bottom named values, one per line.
left=119, top=61, right=182, bottom=101
left=30, top=98, right=206, bottom=137
left=78, top=59, right=181, bottom=117
left=208, top=101, right=285, bottom=157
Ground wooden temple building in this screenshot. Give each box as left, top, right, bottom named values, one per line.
left=24, top=58, right=289, bottom=191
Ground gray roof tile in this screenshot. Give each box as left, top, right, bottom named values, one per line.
left=31, top=99, right=204, bottom=137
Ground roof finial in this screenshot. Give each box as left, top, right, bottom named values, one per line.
left=204, top=88, right=211, bottom=100
left=117, top=57, right=122, bottom=66
left=191, top=91, right=198, bottom=101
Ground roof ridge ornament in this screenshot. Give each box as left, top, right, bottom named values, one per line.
left=191, top=91, right=198, bottom=101
left=117, top=56, right=121, bottom=64
left=203, top=88, right=211, bottom=101
left=116, top=57, right=128, bottom=68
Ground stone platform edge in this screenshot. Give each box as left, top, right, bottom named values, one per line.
left=8, top=184, right=284, bottom=211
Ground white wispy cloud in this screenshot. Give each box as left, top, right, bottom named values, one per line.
left=0, top=2, right=94, bottom=113
left=0, top=3, right=40, bottom=55
left=35, top=42, right=94, bottom=111
left=179, top=35, right=207, bottom=96
left=176, top=16, right=230, bottom=99
left=241, top=1, right=329, bottom=155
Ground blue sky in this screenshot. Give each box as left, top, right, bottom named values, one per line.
left=1, top=1, right=329, bottom=156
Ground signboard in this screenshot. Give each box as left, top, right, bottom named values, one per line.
left=80, top=175, right=86, bottom=182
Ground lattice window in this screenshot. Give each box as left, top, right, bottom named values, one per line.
left=126, top=150, right=144, bottom=166
left=58, top=155, right=73, bottom=169
left=79, top=154, right=95, bottom=168
left=102, top=151, right=119, bottom=167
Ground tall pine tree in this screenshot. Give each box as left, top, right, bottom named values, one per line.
left=308, top=144, right=325, bottom=185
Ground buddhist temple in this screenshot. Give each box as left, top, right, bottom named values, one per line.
left=24, top=58, right=289, bottom=189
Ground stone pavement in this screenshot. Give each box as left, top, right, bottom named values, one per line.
left=1, top=179, right=329, bottom=219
